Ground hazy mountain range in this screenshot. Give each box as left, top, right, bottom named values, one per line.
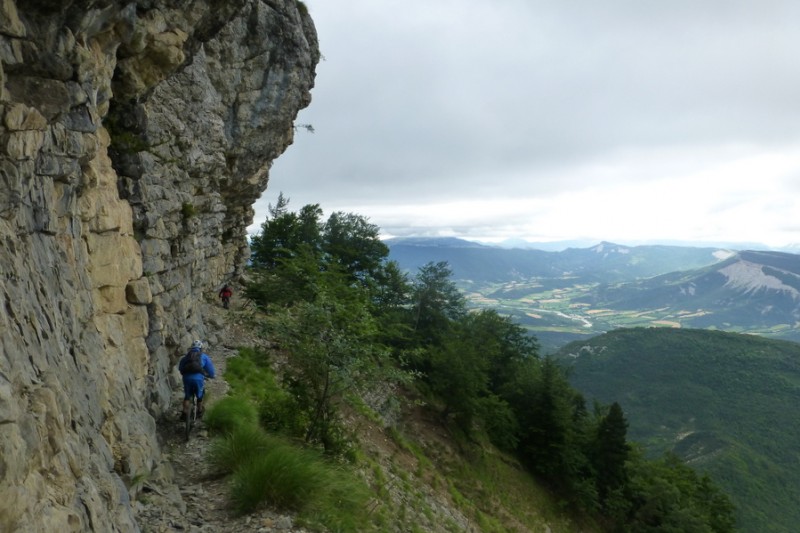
left=575, top=249, right=800, bottom=332
left=385, top=237, right=734, bottom=283
left=478, top=237, right=800, bottom=253
left=386, top=237, right=800, bottom=348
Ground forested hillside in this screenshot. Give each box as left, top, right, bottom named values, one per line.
left=556, top=328, right=800, bottom=532
left=221, top=196, right=735, bottom=532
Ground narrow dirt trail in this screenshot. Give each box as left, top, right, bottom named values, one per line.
left=133, top=297, right=311, bottom=533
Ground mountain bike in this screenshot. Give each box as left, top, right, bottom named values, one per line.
left=184, top=393, right=198, bottom=442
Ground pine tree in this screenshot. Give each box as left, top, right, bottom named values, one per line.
left=593, top=402, right=630, bottom=506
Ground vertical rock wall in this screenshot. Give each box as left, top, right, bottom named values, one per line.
left=0, top=1, right=318, bottom=530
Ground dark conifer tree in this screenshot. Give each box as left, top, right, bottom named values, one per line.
left=593, top=402, right=630, bottom=505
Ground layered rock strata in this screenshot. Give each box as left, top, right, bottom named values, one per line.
left=0, top=0, right=318, bottom=530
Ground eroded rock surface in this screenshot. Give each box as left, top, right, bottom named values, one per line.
left=0, top=1, right=317, bottom=530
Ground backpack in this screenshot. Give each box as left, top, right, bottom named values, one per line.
left=183, top=349, right=204, bottom=375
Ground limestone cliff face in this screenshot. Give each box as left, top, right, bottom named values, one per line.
left=0, top=1, right=318, bottom=530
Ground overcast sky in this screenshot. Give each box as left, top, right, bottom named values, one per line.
left=251, top=0, right=800, bottom=249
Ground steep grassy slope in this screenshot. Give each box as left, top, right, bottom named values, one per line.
left=206, top=306, right=600, bottom=532
left=137, top=298, right=598, bottom=532
left=556, top=328, right=800, bottom=532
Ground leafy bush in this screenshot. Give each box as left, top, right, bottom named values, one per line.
left=478, top=394, right=519, bottom=451
left=258, top=386, right=308, bottom=438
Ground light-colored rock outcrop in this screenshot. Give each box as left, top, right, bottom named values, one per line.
left=0, top=1, right=317, bottom=530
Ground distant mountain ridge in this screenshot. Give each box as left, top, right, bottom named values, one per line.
left=387, top=237, right=800, bottom=347
left=387, top=236, right=800, bottom=253
left=384, top=236, right=489, bottom=248
left=386, top=237, right=731, bottom=283
left=578, top=249, right=800, bottom=335
left=491, top=237, right=800, bottom=252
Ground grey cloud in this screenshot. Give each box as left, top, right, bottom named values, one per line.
left=257, top=0, right=800, bottom=246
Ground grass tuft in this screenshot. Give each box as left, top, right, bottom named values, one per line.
left=229, top=439, right=320, bottom=513
left=210, top=424, right=373, bottom=530
left=300, top=463, right=374, bottom=531
left=209, top=424, right=271, bottom=475
left=204, top=396, right=258, bottom=436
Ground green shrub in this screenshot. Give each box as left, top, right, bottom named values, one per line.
left=259, top=390, right=308, bottom=438
left=181, top=203, right=197, bottom=219
left=204, top=396, right=258, bottom=436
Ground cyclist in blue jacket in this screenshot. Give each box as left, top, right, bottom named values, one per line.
left=178, top=340, right=216, bottom=419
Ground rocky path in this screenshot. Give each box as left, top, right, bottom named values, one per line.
left=134, top=299, right=311, bottom=533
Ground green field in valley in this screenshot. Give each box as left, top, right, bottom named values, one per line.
left=461, top=278, right=797, bottom=353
